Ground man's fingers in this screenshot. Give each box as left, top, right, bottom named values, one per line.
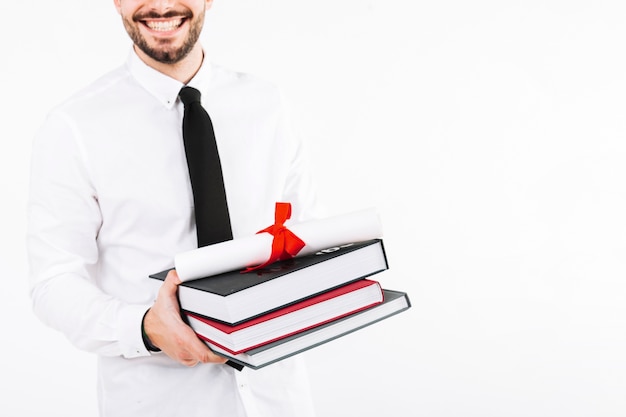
left=197, top=347, right=228, bottom=364
left=198, top=351, right=228, bottom=364
left=180, top=358, right=200, bottom=367
left=175, top=342, right=227, bottom=366
left=184, top=327, right=228, bottom=364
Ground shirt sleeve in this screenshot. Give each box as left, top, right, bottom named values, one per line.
left=27, top=110, right=152, bottom=358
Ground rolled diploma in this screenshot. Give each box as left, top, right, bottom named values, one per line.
left=174, top=207, right=383, bottom=282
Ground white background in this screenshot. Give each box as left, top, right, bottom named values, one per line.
left=3, top=1, right=626, bottom=416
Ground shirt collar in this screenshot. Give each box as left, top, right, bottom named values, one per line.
left=126, top=48, right=213, bottom=110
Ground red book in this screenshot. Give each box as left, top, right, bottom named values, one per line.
left=185, top=279, right=384, bottom=355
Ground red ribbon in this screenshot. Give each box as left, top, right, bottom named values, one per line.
left=244, top=202, right=306, bottom=273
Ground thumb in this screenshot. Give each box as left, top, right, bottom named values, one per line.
left=160, top=269, right=182, bottom=298
left=165, top=269, right=182, bottom=285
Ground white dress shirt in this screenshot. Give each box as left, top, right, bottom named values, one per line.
left=27, top=49, right=320, bottom=417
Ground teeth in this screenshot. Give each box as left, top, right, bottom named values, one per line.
left=145, top=19, right=183, bottom=31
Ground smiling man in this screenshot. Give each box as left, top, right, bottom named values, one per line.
left=117, top=0, right=204, bottom=67
left=27, top=0, right=320, bottom=416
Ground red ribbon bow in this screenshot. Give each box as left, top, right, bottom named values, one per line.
left=244, top=202, right=306, bottom=273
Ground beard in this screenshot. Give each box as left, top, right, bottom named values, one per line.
left=122, top=9, right=204, bottom=64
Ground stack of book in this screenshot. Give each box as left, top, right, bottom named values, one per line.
left=150, top=238, right=411, bottom=369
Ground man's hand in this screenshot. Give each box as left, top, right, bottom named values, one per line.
left=143, top=269, right=227, bottom=367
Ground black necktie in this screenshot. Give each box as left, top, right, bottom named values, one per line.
left=180, top=87, right=243, bottom=371
left=179, top=86, right=233, bottom=247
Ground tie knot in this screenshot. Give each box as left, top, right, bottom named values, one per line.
left=179, top=86, right=202, bottom=106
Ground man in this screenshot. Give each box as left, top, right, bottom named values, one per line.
left=27, top=0, right=320, bottom=415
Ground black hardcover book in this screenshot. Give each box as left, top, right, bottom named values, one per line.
left=149, top=239, right=388, bottom=325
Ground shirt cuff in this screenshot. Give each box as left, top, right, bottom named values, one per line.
left=141, top=308, right=162, bottom=352
left=117, top=303, right=154, bottom=358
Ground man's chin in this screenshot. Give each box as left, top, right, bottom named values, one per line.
left=137, top=42, right=193, bottom=64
